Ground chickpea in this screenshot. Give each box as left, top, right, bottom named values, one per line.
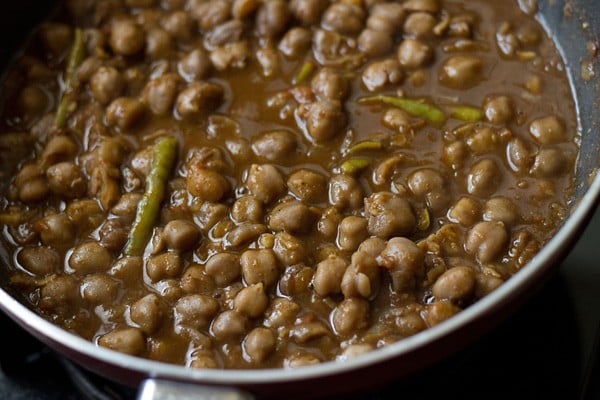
left=272, top=232, right=305, bottom=266
left=130, top=294, right=163, bottom=334
left=465, top=221, right=509, bottom=263
left=186, top=168, right=230, bottom=202
left=106, top=97, right=146, bottom=130
left=99, top=328, right=146, bottom=356
left=432, top=267, right=476, bottom=304
left=110, top=19, right=145, bottom=56
left=18, top=247, right=60, bottom=277
left=246, top=164, right=286, bottom=204
left=240, top=249, right=279, bottom=288
left=39, top=275, right=80, bottom=315
left=205, top=253, right=241, bottom=287
left=439, top=55, right=484, bottom=89
left=34, top=213, right=75, bottom=249
left=81, top=274, right=119, bottom=305
left=162, top=219, right=200, bottom=251
left=332, top=298, right=369, bottom=336
left=175, top=294, right=219, bottom=329
left=69, top=242, right=112, bottom=274
left=211, top=310, right=248, bottom=341
left=337, top=216, right=368, bottom=252
left=90, top=66, right=124, bottom=105
left=423, top=301, right=461, bottom=327
left=234, top=283, right=269, bottom=318
left=243, top=327, right=276, bottom=363
left=146, top=253, right=183, bottom=282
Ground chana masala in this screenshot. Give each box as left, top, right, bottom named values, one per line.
left=0, top=0, right=579, bottom=369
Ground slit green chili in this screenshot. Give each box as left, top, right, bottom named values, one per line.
left=294, top=61, right=315, bottom=85
left=348, top=140, right=383, bottom=154
left=123, top=136, right=179, bottom=256
left=55, top=28, right=86, bottom=128
left=448, top=105, right=483, bottom=122
left=340, top=157, right=371, bottom=175
left=360, top=95, right=447, bottom=124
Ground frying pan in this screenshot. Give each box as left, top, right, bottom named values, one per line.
left=0, top=1, right=598, bottom=399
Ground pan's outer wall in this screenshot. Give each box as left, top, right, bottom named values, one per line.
left=0, top=1, right=598, bottom=399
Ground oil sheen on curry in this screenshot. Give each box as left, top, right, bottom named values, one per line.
left=0, top=0, right=578, bottom=369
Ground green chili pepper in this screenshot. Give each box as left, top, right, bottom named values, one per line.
left=55, top=28, right=86, bottom=128
left=348, top=140, right=383, bottom=154
left=449, top=105, right=483, bottom=122
left=340, top=157, right=371, bottom=175
left=294, top=61, right=315, bottom=85
left=416, top=208, right=431, bottom=231
left=360, top=95, right=447, bottom=124
left=123, top=136, right=178, bottom=256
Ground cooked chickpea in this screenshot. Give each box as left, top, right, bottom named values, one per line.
left=474, top=273, right=504, bottom=298
left=211, top=310, right=248, bottom=341
left=69, top=242, right=112, bottom=274
left=439, top=55, right=484, bottom=89
left=234, top=283, right=269, bottom=318
left=365, top=192, right=416, bottom=239
left=467, top=159, right=501, bottom=197
left=397, top=39, right=433, bottom=69
left=186, top=168, right=230, bottom=202
left=143, top=73, right=180, bottom=116
left=272, top=232, right=305, bottom=266
left=244, top=327, right=276, bottom=363
left=268, top=201, right=317, bottom=234
left=47, top=162, right=86, bottom=199
left=205, top=253, right=241, bottom=287
left=106, top=97, right=146, bottom=130
left=81, top=274, right=119, bottom=305
left=529, top=115, right=567, bottom=144
left=246, top=164, right=286, bottom=204
left=465, top=221, right=509, bottom=263
left=130, top=294, right=163, bottom=334
left=231, top=195, right=264, bottom=224
left=34, top=213, right=75, bottom=249
left=423, top=301, right=461, bottom=327
left=162, top=219, right=200, bottom=251
left=358, top=238, right=387, bottom=258
left=332, top=298, right=369, bottom=336
left=178, top=49, right=212, bottom=82
left=240, top=249, right=279, bottom=288
left=39, top=275, right=80, bottom=314
left=448, top=197, right=481, bottom=226
left=146, top=253, right=183, bottom=282
left=328, top=174, right=363, bottom=211
left=175, top=294, right=219, bottom=329
left=145, top=28, right=173, bottom=60
left=337, top=216, right=368, bottom=252
left=90, top=66, right=124, bottom=105
left=378, top=237, right=424, bottom=292
left=110, top=19, right=145, bottom=56
left=432, top=267, right=476, bottom=303
left=483, top=95, right=514, bottom=124
left=18, top=247, right=60, bottom=276
left=251, top=130, right=298, bottom=162
left=483, top=197, right=518, bottom=226
left=99, top=328, right=146, bottom=356
left=180, top=263, right=216, bottom=294
left=531, top=148, right=568, bottom=178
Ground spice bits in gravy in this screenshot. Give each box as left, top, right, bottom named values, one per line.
left=0, top=0, right=578, bottom=369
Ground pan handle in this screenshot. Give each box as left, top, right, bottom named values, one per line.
left=137, top=378, right=255, bottom=400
